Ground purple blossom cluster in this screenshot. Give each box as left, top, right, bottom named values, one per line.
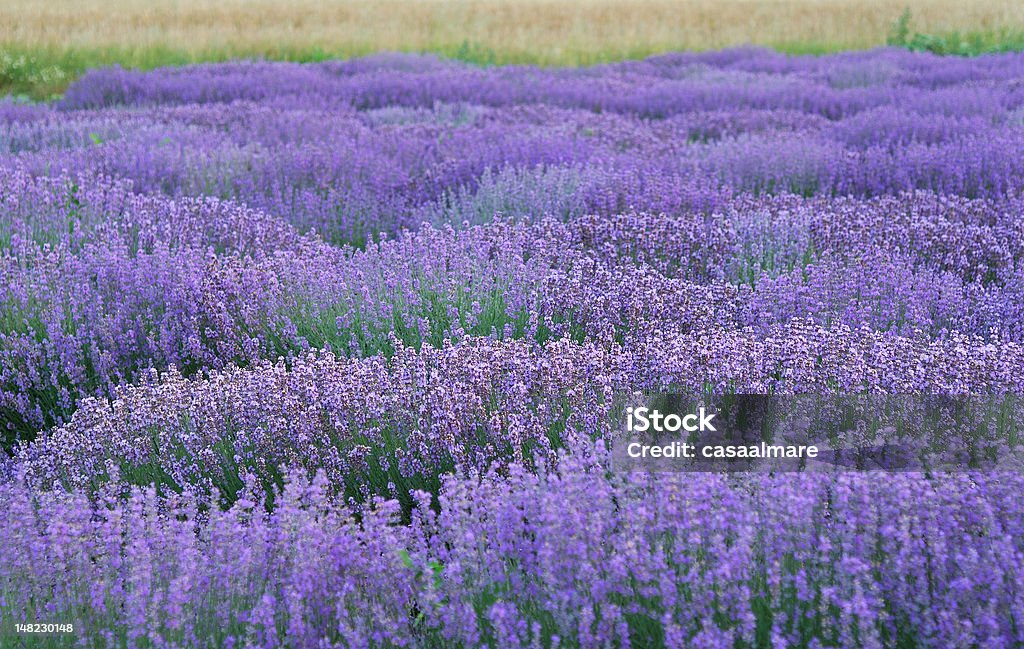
left=4, top=168, right=1024, bottom=438
left=15, top=322, right=1024, bottom=503
left=3, top=49, right=1024, bottom=647
left=7, top=48, right=1024, bottom=245
left=3, top=458, right=1022, bottom=648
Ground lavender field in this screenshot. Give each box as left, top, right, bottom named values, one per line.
left=2, top=48, right=1024, bottom=647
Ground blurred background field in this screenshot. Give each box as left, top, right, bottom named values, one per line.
left=2, top=0, right=1024, bottom=99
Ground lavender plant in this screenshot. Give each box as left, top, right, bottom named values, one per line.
left=2, top=458, right=1021, bottom=647
left=2, top=48, right=1024, bottom=648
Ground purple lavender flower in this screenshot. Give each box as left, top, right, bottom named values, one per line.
left=3, top=48, right=1024, bottom=648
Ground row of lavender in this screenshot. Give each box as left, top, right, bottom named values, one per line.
left=5, top=50, right=1024, bottom=245
left=5, top=169, right=1024, bottom=440
left=3, top=49, right=1024, bottom=647
left=5, top=460, right=1021, bottom=648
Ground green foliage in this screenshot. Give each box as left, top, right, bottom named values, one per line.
left=887, top=9, right=914, bottom=48
left=0, top=48, right=72, bottom=100
left=887, top=9, right=1024, bottom=56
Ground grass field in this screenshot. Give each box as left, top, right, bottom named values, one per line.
left=3, top=0, right=1024, bottom=98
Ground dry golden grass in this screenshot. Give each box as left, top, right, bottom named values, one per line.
left=4, top=0, right=1024, bottom=62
